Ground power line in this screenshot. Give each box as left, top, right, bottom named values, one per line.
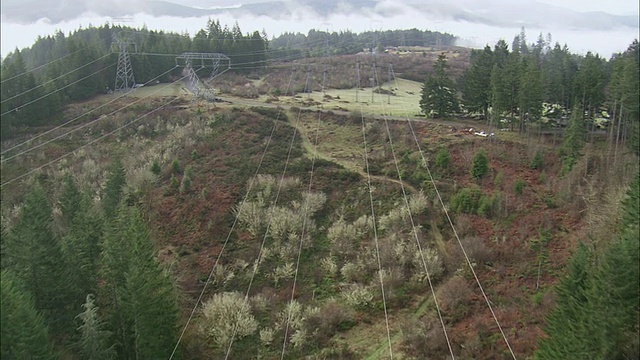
left=0, top=38, right=107, bottom=85
left=0, top=71, right=194, bottom=188
left=279, top=108, right=315, bottom=359
left=0, top=61, right=116, bottom=118
left=373, top=61, right=455, bottom=359
left=225, top=66, right=302, bottom=359
left=1, top=65, right=179, bottom=162
left=360, top=105, right=394, bottom=359
left=168, top=65, right=299, bottom=360
left=1, top=53, right=112, bottom=105
left=389, top=66, right=518, bottom=360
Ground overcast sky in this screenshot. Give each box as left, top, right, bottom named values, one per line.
left=1, top=0, right=638, bottom=59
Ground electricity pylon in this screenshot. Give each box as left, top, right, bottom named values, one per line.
left=175, top=52, right=230, bottom=102
left=113, top=33, right=136, bottom=93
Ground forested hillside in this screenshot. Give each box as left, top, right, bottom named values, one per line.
left=1, top=21, right=638, bottom=359
left=0, top=20, right=268, bottom=140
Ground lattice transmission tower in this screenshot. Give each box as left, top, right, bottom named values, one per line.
left=175, top=52, right=230, bottom=102
left=113, top=33, right=137, bottom=93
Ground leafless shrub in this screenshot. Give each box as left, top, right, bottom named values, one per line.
left=459, top=237, right=495, bottom=264
left=342, top=284, right=374, bottom=308
left=250, top=293, right=270, bottom=313
left=437, top=276, right=472, bottom=316
left=201, top=292, right=257, bottom=348
left=273, top=262, right=295, bottom=286
left=259, top=327, right=275, bottom=347
left=353, top=214, right=374, bottom=237
left=328, top=218, right=359, bottom=255
left=409, top=191, right=429, bottom=215
left=399, top=317, right=448, bottom=358
left=340, top=261, right=365, bottom=283
left=320, top=256, right=338, bottom=277
left=269, top=206, right=303, bottom=243
left=304, top=299, right=355, bottom=343
left=235, top=200, right=265, bottom=237
left=379, top=205, right=408, bottom=233
left=411, top=246, right=444, bottom=282
left=211, top=264, right=235, bottom=286
left=453, top=213, right=477, bottom=237
left=376, top=267, right=406, bottom=304
left=391, top=235, right=412, bottom=268
left=301, top=191, right=327, bottom=215
left=277, top=300, right=309, bottom=350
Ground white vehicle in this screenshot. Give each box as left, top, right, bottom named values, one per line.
left=474, top=131, right=495, bottom=137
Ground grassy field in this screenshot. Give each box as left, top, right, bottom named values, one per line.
left=281, top=78, right=424, bottom=118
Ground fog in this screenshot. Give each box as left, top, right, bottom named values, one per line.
left=1, top=0, right=638, bottom=58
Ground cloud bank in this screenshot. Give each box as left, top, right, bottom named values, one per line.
left=1, top=0, right=638, bottom=57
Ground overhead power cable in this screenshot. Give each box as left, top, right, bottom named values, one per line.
left=1, top=61, right=116, bottom=118
left=224, top=65, right=302, bottom=359
left=373, top=62, right=456, bottom=359
left=389, top=66, right=518, bottom=360
left=1, top=53, right=113, bottom=105
left=168, top=64, right=299, bottom=360
left=1, top=65, right=179, bottom=162
left=360, top=104, right=394, bottom=359
left=0, top=38, right=106, bottom=85
left=0, top=70, right=197, bottom=188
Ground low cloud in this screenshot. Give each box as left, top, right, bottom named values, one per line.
left=2, top=0, right=637, bottom=32
left=1, top=0, right=637, bottom=57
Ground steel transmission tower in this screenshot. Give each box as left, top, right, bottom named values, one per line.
left=175, top=52, right=230, bottom=102
left=113, top=34, right=136, bottom=93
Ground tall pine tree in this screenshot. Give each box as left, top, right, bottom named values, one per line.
left=4, top=183, right=71, bottom=333
left=100, top=205, right=179, bottom=359
left=420, top=53, right=459, bottom=118
left=1, top=270, right=57, bottom=359
left=462, top=45, right=494, bottom=120
left=75, top=294, right=117, bottom=360
left=519, top=56, right=543, bottom=133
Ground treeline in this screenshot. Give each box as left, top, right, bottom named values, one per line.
left=269, top=28, right=457, bottom=59
left=535, top=174, right=639, bottom=359
left=1, top=161, right=181, bottom=359
left=0, top=19, right=268, bottom=139
left=420, top=29, right=639, bottom=155
left=459, top=29, right=639, bottom=136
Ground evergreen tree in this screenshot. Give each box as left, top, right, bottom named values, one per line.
left=537, top=175, right=640, bottom=359
left=493, top=39, right=510, bottom=68
left=588, top=225, right=639, bottom=358
left=462, top=45, right=494, bottom=119
left=61, top=192, right=104, bottom=307
left=561, top=104, right=586, bottom=173
left=573, top=52, right=606, bottom=120
left=420, top=54, right=459, bottom=118
left=536, top=243, right=593, bottom=359
left=59, top=173, right=83, bottom=229
left=102, top=160, right=127, bottom=220
left=490, top=64, right=509, bottom=126
left=99, top=203, right=132, bottom=356
left=503, top=50, right=522, bottom=131
left=519, top=56, right=543, bottom=132
left=100, top=205, right=179, bottom=359
left=76, top=294, right=117, bottom=360
left=1, top=270, right=57, bottom=359
left=471, top=151, right=489, bottom=179
left=621, top=173, right=640, bottom=229
left=4, top=183, right=70, bottom=332
left=618, top=56, right=639, bottom=155
left=0, top=49, right=46, bottom=135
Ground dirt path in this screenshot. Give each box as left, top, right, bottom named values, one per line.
left=291, top=113, right=420, bottom=194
